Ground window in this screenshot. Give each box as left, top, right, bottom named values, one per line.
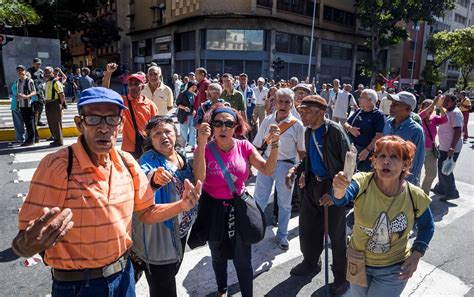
left=323, top=5, right=355, bottom=27
left=277, top=0, right=319, bottom=17
left=454, top=13, right=467, bottom=25
left=408, top=61, right=416, bottom=70
left=206, top=60, right=223, bottom=75
left=457, top=0, right=469, bottom=8
left=175, top=60, right=196, bottom=76
left=275, top=32, right=315, bottom=55
left=206, top=30, right=264, bottom=51
left=257, top=0, right=272, bottom=8
left=244, top=61, right=262, bottom=81
left=175, top=31, right=196, bottom=52
left=321, top=44, right=352, bottom=60
left=410, top=41, right=416, bottom=50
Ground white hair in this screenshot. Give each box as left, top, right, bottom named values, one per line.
left=276, top=88, right=295, bottom=101
left=363, top=89, right=378, bottom=104
left=147, top=66, right=161, bottom=74
left=208, top=83, right=222, bottom=93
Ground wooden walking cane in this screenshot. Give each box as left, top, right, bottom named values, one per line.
left=324, top=204, right=329, bottom=297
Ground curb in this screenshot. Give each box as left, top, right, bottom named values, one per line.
left=0, top=126, right=80, bottom=142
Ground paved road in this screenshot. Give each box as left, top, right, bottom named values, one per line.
left=0, top=121, right=473, bottom=296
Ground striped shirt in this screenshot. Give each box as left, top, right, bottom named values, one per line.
left=18, top=136, right=154, bottom=269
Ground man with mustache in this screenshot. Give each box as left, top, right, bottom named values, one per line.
left=11, top=86, right=201, bottom=296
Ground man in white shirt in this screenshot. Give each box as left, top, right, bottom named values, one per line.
left=253, top=88, right=305, bottom=250
left=253, top=77, right=269, bottom=126
left=172, top=73, right=182, bottom=100
left=379, top=87, right=393, bottom=116
left=377, top=86, right=388, bottom=105
left=433, top=94, right=463, bottom=201
left=141, top=66, right=174, bottom=115
left=330, top=79, right=358, bottom=124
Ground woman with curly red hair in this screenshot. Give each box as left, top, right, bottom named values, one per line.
left=330, top=135, right=435, bottom=296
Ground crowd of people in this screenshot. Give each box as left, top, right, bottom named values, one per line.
left=10, top=60, right=471, bottom=297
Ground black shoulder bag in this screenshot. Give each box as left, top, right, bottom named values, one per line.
left=209, top=142, right=266, bottom=244
left=127, top=97, right=146, bottom=159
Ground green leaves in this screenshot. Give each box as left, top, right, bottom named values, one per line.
left=0, top=0, right=40, bottom=26
left=431, top=26, right=474, bottom=89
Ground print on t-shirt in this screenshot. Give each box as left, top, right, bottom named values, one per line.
left=359, top=211, right=408, bottom=253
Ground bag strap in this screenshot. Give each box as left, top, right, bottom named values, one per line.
left=350, top=109, right=363, bottom=126
left=407, top=183, right=419, bottom=217
left=127, top=96, right=141, bottom=136
left=209, top=142, right=237, bottom=194
left=310, top=130, right=324, bottom=160
left=261, top=118, right=297, bottom=151
left=354, top=173, right=375, bottom=202
left=423, top=118, right=435, bottom=142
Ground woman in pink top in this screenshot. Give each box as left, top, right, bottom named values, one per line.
left=192, top=104, right=280, bottom=297
left=419, top=96, right=448, bottom=195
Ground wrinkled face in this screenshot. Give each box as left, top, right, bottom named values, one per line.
left=128, top=78, right=142, bottom=97
left=208, top=88, right=221, bottom=101
left=372, top=147, right=408, bottom=181
left=150, top=122, right=176, bottom=155
left=359, top=91, right=373, bottom=109
left=75, top=104, right=122, bottom=156
left=298, top=106, right=324, bottom=127
left=275, top=95, right=293, bottom=117
left=222, top=77, right=233, bottom=89
left=212, top=113, right=237, bottom=143
left=294, top=90, right=309, bottom=107
left=147, top=69, right=161, bottom=83
left=239, top=76, right=247, bottom=88
left=389, top=100, right=411, bottom=118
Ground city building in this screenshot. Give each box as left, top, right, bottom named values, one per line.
left=425, top=0, right=474, bottom=89
left=128, top=0, right=371, bottom=84
left=67, top=0, right=131, bottom=70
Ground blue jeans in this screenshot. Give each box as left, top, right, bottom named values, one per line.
left=52, top=258, right=136, bottom=297
left=254, top=160, right=294, bottom=242
left=350, top=264, right=408, bottom=297
left=435, top=150, right=460, bottom=196
left=180, top=115, right=196, bottom=147
left=12, top=109, right=25, bottom=142
left=208, top=238, right=253, bottom=297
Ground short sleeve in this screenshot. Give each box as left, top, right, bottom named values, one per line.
left=54, top=81, right=64, bottom=94
left=252, top=117, right=269, bottom=148
left=122, top=152, right=154, bottom=212
left=409, top=185, right=432, bottom=219
left=296, top=123, right=306, bottom=152
left=452, top=111, right=463, bottom=128
left=240, top=139, right=254, bottom=159
left=375, top=111, right=387, bottom=133
left=167, top=87, right=173, bottom=107
left=18, top=153, right=69, bottom=230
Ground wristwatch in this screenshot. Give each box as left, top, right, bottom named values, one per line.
left=410, top=246, right=425, bottom=257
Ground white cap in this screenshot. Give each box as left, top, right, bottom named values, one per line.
left=388, top=91, right=417, bottom=111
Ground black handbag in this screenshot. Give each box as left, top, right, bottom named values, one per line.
left=209, top=142, right=266, bottom=245
left=127, top=97, right=146, bottom=159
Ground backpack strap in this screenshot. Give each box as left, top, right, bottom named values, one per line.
left=67, top=146, right=73, bottom=180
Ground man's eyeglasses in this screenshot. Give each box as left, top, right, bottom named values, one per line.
left=211, top=120, right=236, bottom=128
left=80, top=115, right=122, bottom=126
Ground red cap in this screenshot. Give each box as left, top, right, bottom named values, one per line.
left=127, top=73, right=145, bottom=84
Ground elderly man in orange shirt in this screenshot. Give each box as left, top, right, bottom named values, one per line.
left=102, top=63, right=159, bottom=159
left=11, top=87, right=201, bottom=297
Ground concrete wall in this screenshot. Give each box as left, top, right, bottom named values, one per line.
left=2, top=36, right=60, bottom=95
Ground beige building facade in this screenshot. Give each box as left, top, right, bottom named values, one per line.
left=128, top=0, right=370, bottom=85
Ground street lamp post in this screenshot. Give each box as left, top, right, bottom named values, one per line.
left=410, top=22, right=419, bottom=88
left=307, top=0, right=317, bottom=79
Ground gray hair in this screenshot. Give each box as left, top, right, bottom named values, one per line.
left=276, top=88, right=295, bottom=101
left=208, top=82, right=222, bottom=93
left=44, top=66, right=54, bottom=72
left=363, top=89, right=378, bottom=104
left=290, top=77, right=299, bottom=83
left=147, top=66, right=161, bottom=74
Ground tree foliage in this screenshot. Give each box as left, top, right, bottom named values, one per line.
left=430, top=26, right=474, bottom=90
left=355, top=0, right=455, bottom=82
left=26, top=0, right=121, bottom=49
left=0, top=0, right=40, bottom=27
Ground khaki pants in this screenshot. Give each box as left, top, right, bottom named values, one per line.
left=421, top=148, right=438, bottom=195
left=254, top=105, right=266, bottom=127
left=45, top=100, right=63, bottom=144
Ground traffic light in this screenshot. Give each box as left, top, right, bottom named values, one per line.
left=0, top=24, right=14, bottom=46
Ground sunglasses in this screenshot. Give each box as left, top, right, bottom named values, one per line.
left=80, top=115, right=122, bottom=126
left=211, top=120, right=236, bottom=128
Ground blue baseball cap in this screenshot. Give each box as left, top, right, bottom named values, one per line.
left=78, top=87, right=128, bottom=110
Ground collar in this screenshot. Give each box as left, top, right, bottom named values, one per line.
left=71, top=135, right=125, bottom=173
left=390, top=116, right=412, bottom=128
left=224, top=88, right=236, bottom=96
left=272, top=112, right=294, bottom=123
left=127, top=94, right=144, bottom=103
